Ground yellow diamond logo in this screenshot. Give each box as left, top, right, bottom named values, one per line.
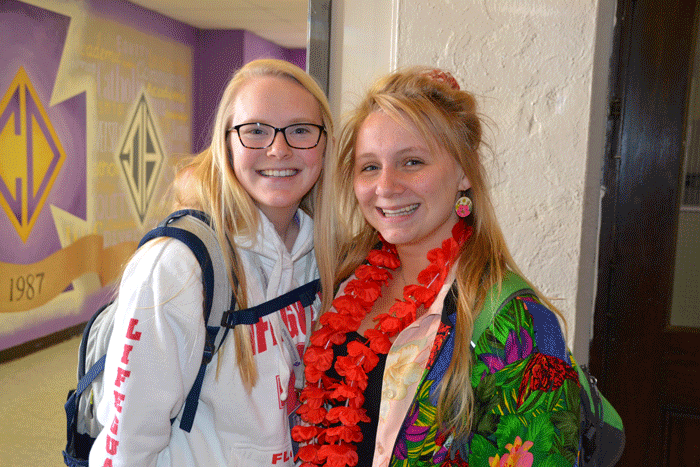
left=0, top=67, right=66, bottom=242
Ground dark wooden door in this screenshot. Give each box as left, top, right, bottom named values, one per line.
left=591, top=0, right=700, bottom=465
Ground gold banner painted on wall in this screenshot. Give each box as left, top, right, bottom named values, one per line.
left=0, top=236, right=137, bottom=312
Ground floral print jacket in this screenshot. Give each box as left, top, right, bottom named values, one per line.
left=385, top=282, right=581, bottom=467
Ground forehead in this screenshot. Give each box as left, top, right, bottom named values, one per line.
left=228, top=75, right=322, bottom=124
left=356, top=111, right=429, bottom=153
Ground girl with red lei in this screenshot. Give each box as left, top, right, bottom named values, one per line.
left=294, top=68, right=581, bottom=467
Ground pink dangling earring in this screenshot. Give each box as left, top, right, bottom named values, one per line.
left=455, top=194, right=472, bottom=218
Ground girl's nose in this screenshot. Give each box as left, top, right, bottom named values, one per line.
left=267, top=131, right=292, bottom=159
left=375, top=168, right=402, bottom=197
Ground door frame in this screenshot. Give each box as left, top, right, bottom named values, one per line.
left=590, top=0, right=700, bottom=464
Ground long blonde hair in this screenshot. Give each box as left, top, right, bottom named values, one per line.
left=316, top=66, right=564, bottom=436
left=176, top=59, right=333, bottom=389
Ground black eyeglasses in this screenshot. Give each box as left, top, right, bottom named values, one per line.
left=226, top=122, right=326, bottom=149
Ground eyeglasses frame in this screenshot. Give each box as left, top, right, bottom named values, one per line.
left=226, top=122, right=326, bottom=149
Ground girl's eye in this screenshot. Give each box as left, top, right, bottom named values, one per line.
left=406, top=159, right=423, bottom=166
left=360, top=164, right=379, bottom=172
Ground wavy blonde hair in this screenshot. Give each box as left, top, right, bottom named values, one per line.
left=176, top=59, right=333, bottom=390
left=316, top=66, right=564, bottom=437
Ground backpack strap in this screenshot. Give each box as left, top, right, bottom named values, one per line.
left=139, top=209, right=235, bottom=432
left=471, top=271, right=534, bottom=347
left=221, top=279, right=320, bottom=328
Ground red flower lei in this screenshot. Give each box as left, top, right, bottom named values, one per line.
left=292, top=221, right=473, bottom=467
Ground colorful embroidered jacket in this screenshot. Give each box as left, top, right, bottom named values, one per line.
left=374, top=274, right=581, bottom=467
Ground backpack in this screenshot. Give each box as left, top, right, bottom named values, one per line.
left=62, top=209, right=320, bottom=466
left=473, top=272, right=625, bottom=467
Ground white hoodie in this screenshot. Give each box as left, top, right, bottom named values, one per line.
left=91, top=210, right=318, bottom=466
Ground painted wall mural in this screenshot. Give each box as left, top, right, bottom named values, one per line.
left=0, top=0, right=193, bottom=351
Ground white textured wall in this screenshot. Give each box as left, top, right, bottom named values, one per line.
left=330, top=0, right=614, bottom=354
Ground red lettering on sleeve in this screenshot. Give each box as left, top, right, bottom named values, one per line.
left=256, top=320, right=269, bottom=353
left=272, top=452, right=283, bottom=464
left=284, top=305, right=299, bottom=338
left=102, top=460, right=113, bottom=467
left=110, top=415, right=119, bottom=435
left=105, top=434, right=119, bottom=455
left=114, top=367, right=131, bottom=387
left=276, top=375, right=284, bottom=410
left=125, top=318, right=142, bottom=340
left=120, top=344, right=134, bottom=365
left=114, top=391, right=126, bottom=413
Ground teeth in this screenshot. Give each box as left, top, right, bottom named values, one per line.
left=259, top=169, right=298, bottom=177
left=381, top=204, right=419, bottom=217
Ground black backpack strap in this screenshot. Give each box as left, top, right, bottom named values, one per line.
left=221, top=279, right=320, bottom=329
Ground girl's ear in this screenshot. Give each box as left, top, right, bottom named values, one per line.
left=458, top=171, right=471, bottom=191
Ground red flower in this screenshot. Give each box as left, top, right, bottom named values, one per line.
left=304, top=346, right=334, bottom=372
left=418, top=263, right=442, bottom=285
left=427, top=322, right=450, bottom=367
left=304, top=361, right=326, bottom=384
left=389, top=299, right=417, bottom=321
left=451, top=221, right=471, bottom=244
left=299, top=385, right=329, bottom=408
left=376, top=313, right=402, bottom=335
left=309, top=327, right=347, bottom=347
left=335, top=355, right=369, bottom=388
left=319, top=310, right=361, bottom=332
left=297, top=443, right=322, bottom=463
left=364, top=329, right=392, bottom=354
left=355, top=264, right=391, bottom=284
left=318, top=443, right=359, bottom=467
left=517, top=353, right=579, bottom=407
left=346, top=340, right=379, bottom=371
left=403, top=284, right=434, bottom=306
left=331, top=295, right=368, bottom=321
left=343, top=279, right=382, bottom=304
left=326, top=406, right=370, bottom=426
left=297, top=404, right=328, bottom=424
left=324, top=424, right=363, bottom=443
left=292, top=425, right=319, bottom=442
left=330, top=382, right=364, bottom=405
left=367, top=249, right=401, bottom=268
left=427, top=246, right=449, bottom=266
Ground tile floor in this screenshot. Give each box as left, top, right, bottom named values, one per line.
left=0, top=335, right=81, bottom=466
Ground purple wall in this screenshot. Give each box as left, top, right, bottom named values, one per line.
left=193, top=30, right=246, bottom=151
left=192, top=31, right=306, bottom=152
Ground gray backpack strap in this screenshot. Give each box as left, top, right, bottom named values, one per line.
left=162, top=212, right=234, bottom=352
left=141, top=210, right=235, bottom=432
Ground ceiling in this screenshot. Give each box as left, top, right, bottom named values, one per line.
left=128, top=0, right=309, bottom=49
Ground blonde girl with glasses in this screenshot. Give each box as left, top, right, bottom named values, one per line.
left=90, top=59, right=333, bottom=467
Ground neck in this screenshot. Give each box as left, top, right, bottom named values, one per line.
left=395, top=247, right=429, bottom=286
left=259, top=205, right=300, bottom=252
left=394, top=238, right=448, bottom=285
